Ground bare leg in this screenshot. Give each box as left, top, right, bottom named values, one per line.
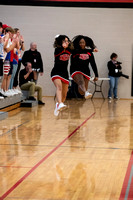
left=84, top=77, right=89, bottom=91
left=62, top=82, right=69, bottom=103
left=1, top=75, right=8, bottom=91
left=7, top=75, right=11, bottom=91
left=73, top=74, right=86, bottom=95
left=53, top=79, right=67, bottom=116
left=53, top=79, right=62, bottom=103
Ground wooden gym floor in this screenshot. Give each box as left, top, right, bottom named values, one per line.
left=0, top=97, right=133, bottom=200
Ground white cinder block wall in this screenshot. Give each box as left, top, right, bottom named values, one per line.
left=0, top=5, right=133, bottom=98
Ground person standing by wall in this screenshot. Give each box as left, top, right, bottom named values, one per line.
left=107, top=53, right=121, bottom=100
left=22, top=42, right=43, bottom=83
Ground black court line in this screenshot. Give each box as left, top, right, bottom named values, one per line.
left=0, top=120, right=30, bottom=137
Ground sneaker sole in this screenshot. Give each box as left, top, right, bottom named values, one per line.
left=54, top=110, right=59, bottom=116
left=85, top=94, right=92, bottom=99
left=58, top=105, right=67, bottom=112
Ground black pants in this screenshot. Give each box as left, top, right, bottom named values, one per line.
left=0, top=59, right=3, bottom=77
left=67, top=80, right=84, bottom=99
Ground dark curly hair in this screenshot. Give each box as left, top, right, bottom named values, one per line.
left=110, top=53, right=118, bottom=59
left=53, top=35, right=73, bottom=49
left=0, top=22, right=3, bottom=28
left=72, top=35, right=96, bottom=50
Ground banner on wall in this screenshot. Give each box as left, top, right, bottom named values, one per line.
left=1, top=0, right=133, bottom=7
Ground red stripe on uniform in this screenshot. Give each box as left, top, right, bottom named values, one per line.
left=55, top=50, right=65, bottom=57
left=87, top=52, right=91, bottom=56
left=73, top=54, right=80, bottom=58
left=65, top=50, right=71, bottom=55
left=71, top=71, right=90, bottom=80
left=52, top=76, right=69, bottom=84
left=55, top=50, right=71, bottom=57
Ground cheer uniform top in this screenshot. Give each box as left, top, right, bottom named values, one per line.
left=70, top=48, right=98, bottom=80
left=51, top=47, right=71, bottom=85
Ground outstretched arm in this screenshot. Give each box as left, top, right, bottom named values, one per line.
left=90, top=53, right=99, bottom=81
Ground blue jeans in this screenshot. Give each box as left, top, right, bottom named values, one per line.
left=9, top=64, right=18, bottom=89
left=108, top=76, right=119, bottom=98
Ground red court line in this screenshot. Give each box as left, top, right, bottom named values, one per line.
left=119, top=151, right=133, bottom=200
left=127, top=176, right=133, bottom=199
left=0, top=112, right=95, bottom=200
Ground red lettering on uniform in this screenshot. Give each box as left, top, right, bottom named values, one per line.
left=79, top=54, right=89, bottom=60
left=60, top=54, right=70, bottom=61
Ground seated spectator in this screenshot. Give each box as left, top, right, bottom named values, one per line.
left=19, top=62, right=45, bottom=105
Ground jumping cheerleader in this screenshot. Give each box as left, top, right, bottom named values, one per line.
left=70, top=35, right=98, bottom=99
left=51, top=35, right=73, bottom=116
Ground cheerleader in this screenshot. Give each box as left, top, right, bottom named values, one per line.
left=51, top=35, right=73, bottom=116
left=70, top=35, right=98, bottom=99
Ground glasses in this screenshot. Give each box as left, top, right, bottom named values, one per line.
left=63, top=40, right=70, bottom=43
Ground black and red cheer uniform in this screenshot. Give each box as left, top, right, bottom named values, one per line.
left=51, top=47, right=72, bottom=85
left=70, top=48, right=98, bottom=80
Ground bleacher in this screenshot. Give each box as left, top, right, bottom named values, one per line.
left=0, top=90, right=38, bottom=120
left=0, top=93, right=22, bottom=110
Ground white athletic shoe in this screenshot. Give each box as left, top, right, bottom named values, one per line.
left=0, top=89, right=5, bottom=95
left=0, top=95, right=4, bottom=99
left=14, top=89, right=22, bottom=94
left=54, top=103, right=59, bottom=116
left=57, top=102, right=67, bottom=111
left=4, top=90, right=13, bottom=96
left=7, top=89, right=15, bottom=95
left=10, top=89, right=18, bottom=95
left=85, top=91, right=92, bottom=99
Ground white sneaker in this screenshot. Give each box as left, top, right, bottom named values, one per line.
left=114, top=96, right=119, bottom=100
left=12, top=89, right=19, bottom=94
left=10, top=89, right=18, bottom=95
left=14, top=88, right=22, bottom=94
left=57, top=102, right=67, bottom=111
left=54, top=103, right=59, bottom=116
left=4, top=90, right=13, bottom=96
left=0, top=95, right=4, bottom=99
left=7, top=89, right=15, bottom=96
left=0, top=89, right=5, bottom=95
left=85, top=91, right=92, bottom=99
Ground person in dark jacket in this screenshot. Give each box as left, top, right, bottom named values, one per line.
left=107, top=53, right=121, bottom=99
left=22, top=42, right=43, bottom=83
